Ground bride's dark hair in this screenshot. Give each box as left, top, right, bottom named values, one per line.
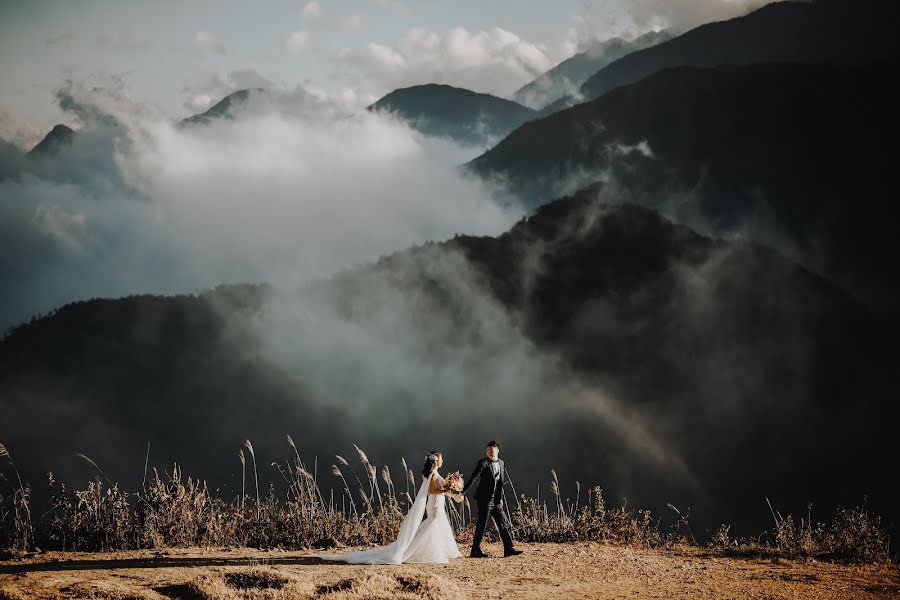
left=421, top=450, right=442, bottom=477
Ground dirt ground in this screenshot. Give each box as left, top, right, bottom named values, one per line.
left=1, top=541, right=898, bottom=599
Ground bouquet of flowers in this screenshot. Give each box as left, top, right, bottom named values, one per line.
left=443, top=471, right=464, bottom=492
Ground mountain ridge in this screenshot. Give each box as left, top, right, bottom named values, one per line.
left=539, top=0, right=900, bottom=115
left=466, top=59, right=900, bottom=306
left=367, top=83, right=536, bottom=146
left=512, top=30, right=672, bottom=110
left=4, top=194, right=895, bottom=533
left=581, top=0, right=900, bottom=101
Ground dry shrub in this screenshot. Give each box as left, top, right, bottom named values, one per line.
left=45, top=475, right=132, bottom=551
left=511, top=486, right=665, bottom=548
left=718, top=501, right=891, bottom=564
left=823, top=505, right=889, bottom=563
left=709, top=524, right=732, bottom=550
left=136, top=464, right=238, bottom=549
left=315, top=568, right=464, bottom=600
left=770, top=503, right=890, bottom=562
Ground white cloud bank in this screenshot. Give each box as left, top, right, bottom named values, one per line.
left=337, top=26, right=564, bottom=98
left=0, top=81, right=519, bottom=332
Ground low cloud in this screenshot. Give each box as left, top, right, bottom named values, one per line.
left=0, top=79, right=518, bottom=334
left=245, top=232, right=709, bottom=511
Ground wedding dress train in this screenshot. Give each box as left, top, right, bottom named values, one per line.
left=319, top=470, right=463, bottom=564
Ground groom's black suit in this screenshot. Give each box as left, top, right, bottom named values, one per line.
left=462, top=458, right=514, bottom=554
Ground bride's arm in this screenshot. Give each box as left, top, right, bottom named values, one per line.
left=427, top=474, right=446, bottom=495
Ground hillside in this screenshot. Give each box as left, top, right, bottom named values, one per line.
left=467, top=60, right=900, bottom=306
left=2, top=195, right=896, bottom=534
left=512, top=30, right=671, bottom=110
left=368, top=84, right=536, bottom=146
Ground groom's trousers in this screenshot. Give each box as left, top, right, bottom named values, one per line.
left=472, top=498, right=514, bottom=552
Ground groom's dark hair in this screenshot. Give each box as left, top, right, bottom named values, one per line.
left=486, top=440, right=499, bottom=449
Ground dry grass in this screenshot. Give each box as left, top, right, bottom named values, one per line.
left=710, top=501, right=892, bottom=563
left=0, top=439, right=893, bottom=566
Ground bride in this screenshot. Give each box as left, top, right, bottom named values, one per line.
left=319, top=450, right=464, bottom=564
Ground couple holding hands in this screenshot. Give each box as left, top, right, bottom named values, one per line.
left=321, top=440, right=522, bottom=564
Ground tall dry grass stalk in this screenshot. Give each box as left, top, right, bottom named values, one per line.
left=331, top=464, right=356, bottom=516
left=142, top=441, right=150, bottom=492
left=238, top=450, right=246, bottom=512
left=76, top=453, right=114, bottom=488
left=0, top=442, right=32, bottom=550
left=401, top=458, right=410, bottom=500
left=244, top=441, right=259, bottom=520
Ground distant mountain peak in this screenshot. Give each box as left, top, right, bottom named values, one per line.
left=26, top=123, right=75, bottom=157
left=179, top=87, right=267, bottom=127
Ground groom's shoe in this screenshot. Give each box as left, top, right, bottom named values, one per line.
left=503, top=547, right=523, bottom=557
left=470, top=549, right=492, bottom=558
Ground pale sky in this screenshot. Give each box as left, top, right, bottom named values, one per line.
left=0, top=0, right=770, bottom=150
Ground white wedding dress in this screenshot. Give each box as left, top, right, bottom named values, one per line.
left=319, top=470, right=463, bottom=564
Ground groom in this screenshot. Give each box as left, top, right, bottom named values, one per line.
left=461, top=440, right=523, bottom=558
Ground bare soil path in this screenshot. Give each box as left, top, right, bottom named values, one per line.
left=1, top=541, right=898, bottom=599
